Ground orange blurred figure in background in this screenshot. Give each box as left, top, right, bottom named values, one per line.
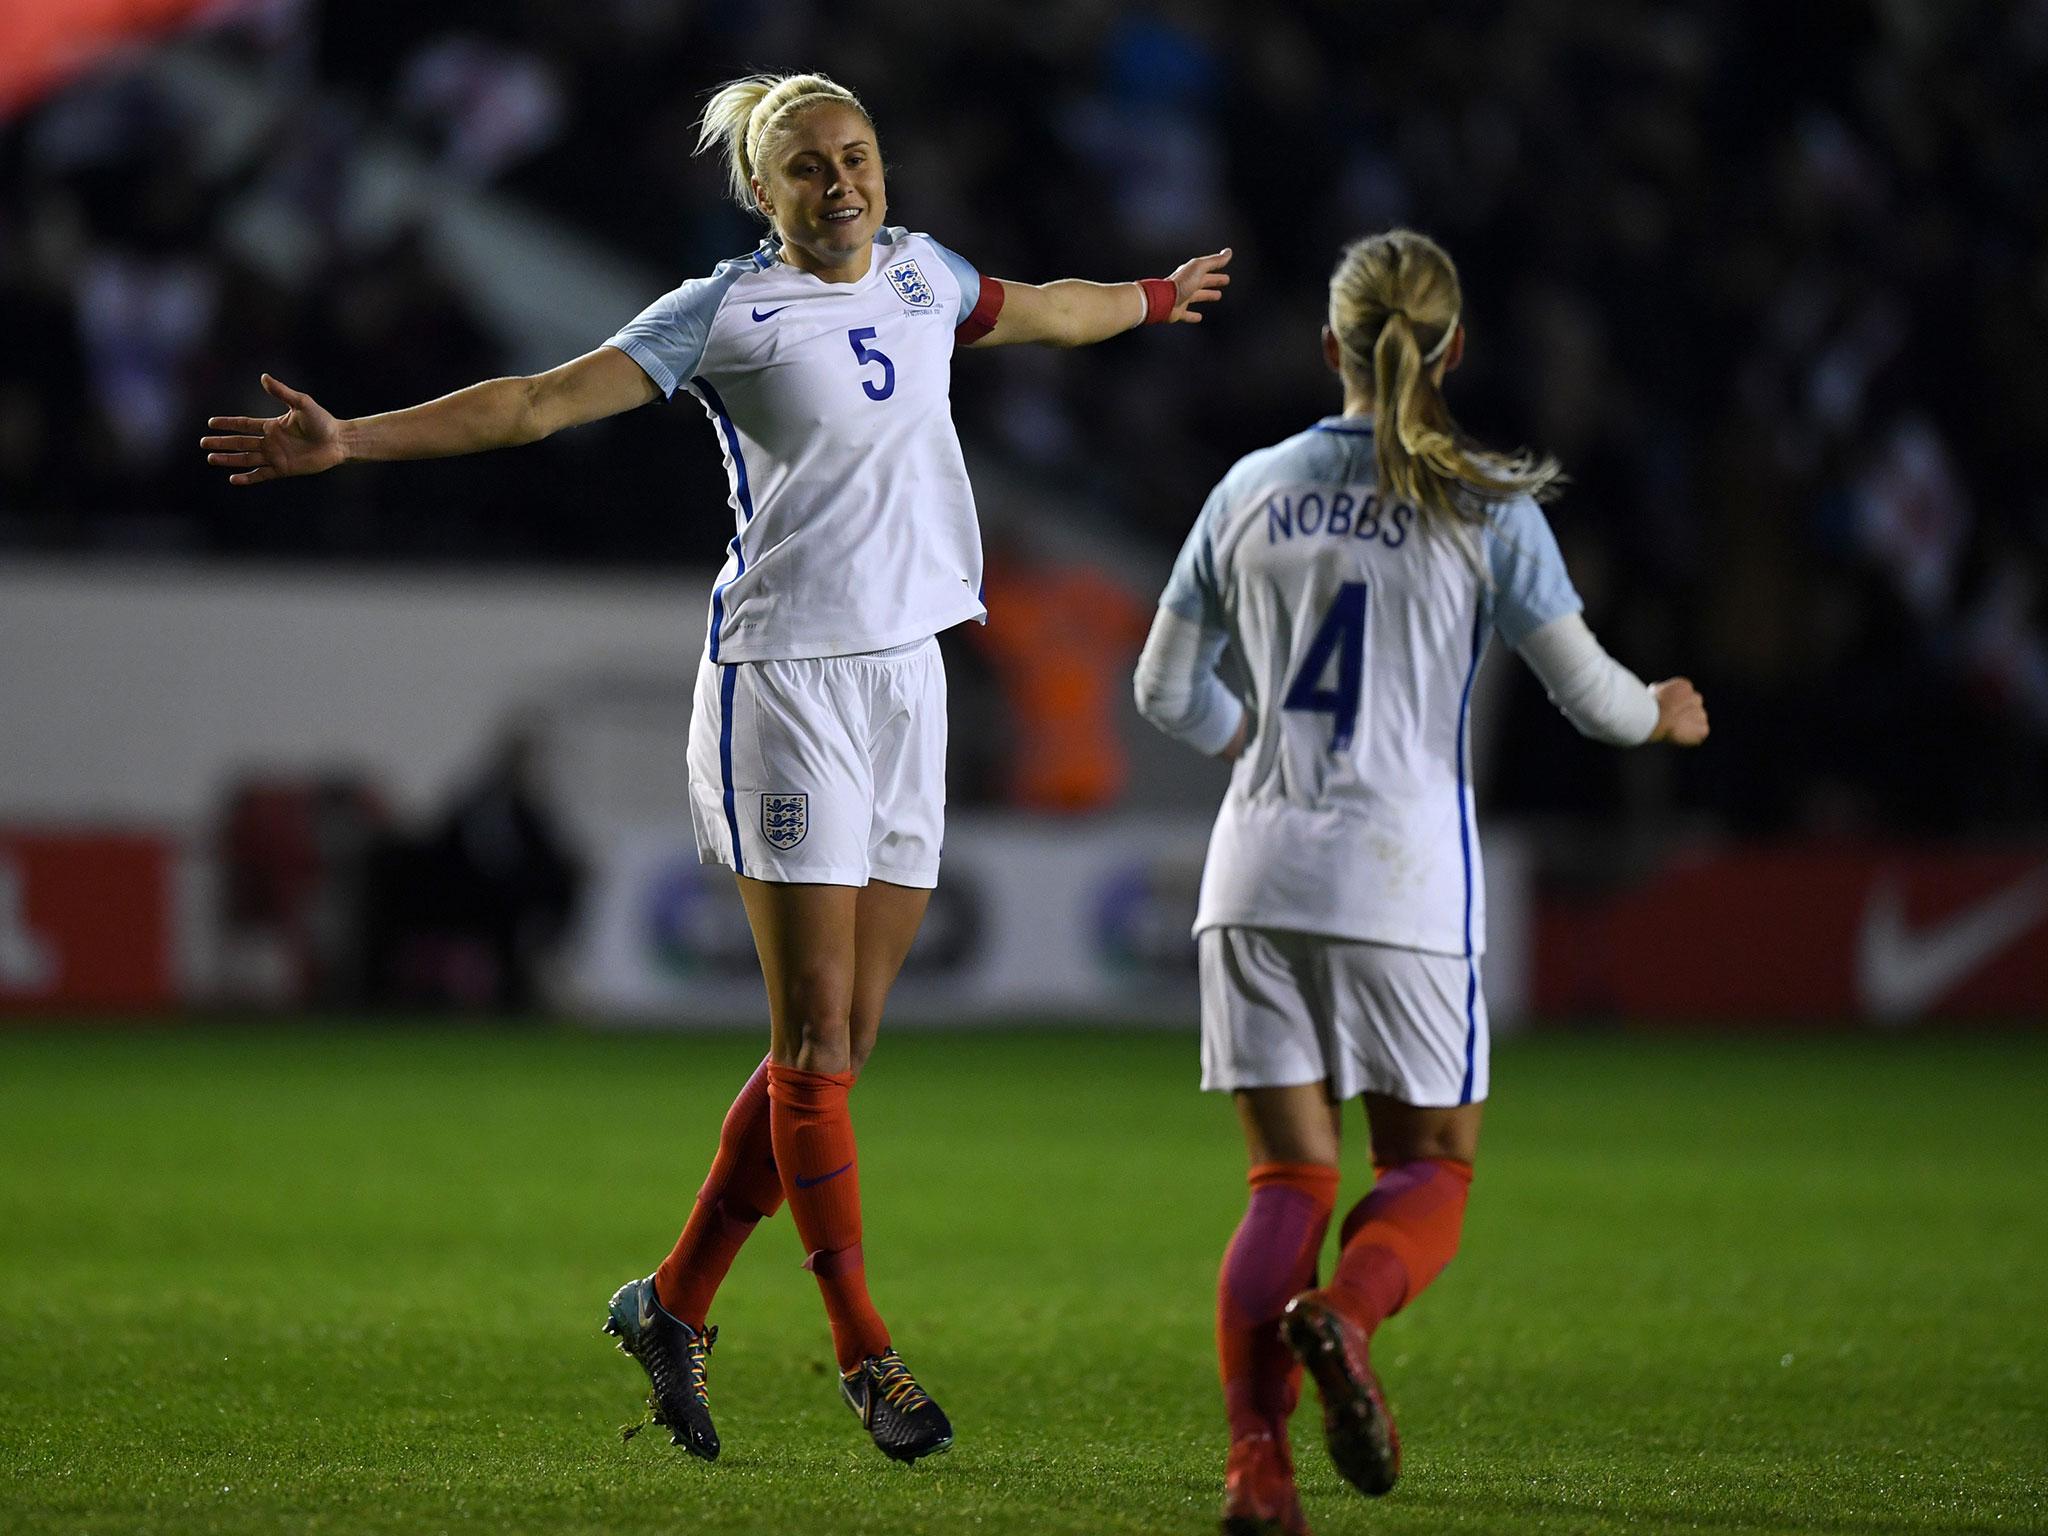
left=974, top=548, right=1154, bottom=813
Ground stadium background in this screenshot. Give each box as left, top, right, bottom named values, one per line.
left=1, top=5, right=2044, bottom=1535
left=5, top=0, right=2045, bottom=1024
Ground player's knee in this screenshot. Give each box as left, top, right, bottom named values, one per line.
left=1378, top=1126, right=1478, bottom=1166
left=845, top=1002, right=884, bottom=1077
left=1365, top=1096, right=1481, bottom=1167
left=1266, top=1124, right=1342, bottom=1167
left=771, top=978, right=855, bottom=1073
left=774, top=1027, right=853, bottom=1075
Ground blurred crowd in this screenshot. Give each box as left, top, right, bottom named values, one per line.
left=3, top=0, right=2045, bottom=834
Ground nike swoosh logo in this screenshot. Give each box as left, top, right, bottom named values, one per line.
left=636, top=1288, right=656, bottom=1332
left=1856, top=863, right=2048, bottom=1023
left=794, top=1160, right=854, bottom=1190
left=751, top=305, right=789, bottom=322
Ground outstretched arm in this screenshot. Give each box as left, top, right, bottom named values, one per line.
left=965, top=247, right=1231, bottom=349
left=200, top=346, right=659, bottom=486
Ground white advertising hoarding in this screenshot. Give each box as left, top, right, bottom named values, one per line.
left=571, top=816, right=1529, bottom=1029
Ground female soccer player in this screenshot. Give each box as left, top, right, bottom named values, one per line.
left=1134, top=229, right=1706, bottom=1532
left=201, top=72, right=1231, bottom=1466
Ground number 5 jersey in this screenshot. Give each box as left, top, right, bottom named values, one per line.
left=606, top=228, right=995, bottom=664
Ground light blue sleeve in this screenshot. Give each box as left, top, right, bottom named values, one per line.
left=1159, top=480, right=1230, bottom=629
left=923, top=237, right=983, bottom=327
left=1485, top=495, right=1583, bottom=648
left=603, top=272, right=737, bottom=398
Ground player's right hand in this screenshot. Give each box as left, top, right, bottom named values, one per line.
left=201, top=374, right=344, bottom=485
left=1650, top=677, right=1709, bottom=746
left=1219, top=711, right=1250, bottom=762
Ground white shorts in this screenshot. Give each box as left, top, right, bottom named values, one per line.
left=688, top=637, right=947, bottom=889
left=1198, top=926, right=1489, bottom=1107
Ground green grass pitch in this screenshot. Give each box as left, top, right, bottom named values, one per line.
left=2, top=1025, right=2043, bottom=1535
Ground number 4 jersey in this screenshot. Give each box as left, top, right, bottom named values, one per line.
left=1160, top=417, right=1583, bottom=959
left=606, top=228, right=993, bottom=663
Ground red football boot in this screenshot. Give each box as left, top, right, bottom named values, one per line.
left=1220, top=1431, right=1311, bottom=1536
left=1281, top=1289, right=1401, bottom=1496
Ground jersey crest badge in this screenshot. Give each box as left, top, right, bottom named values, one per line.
left=885, top=260, right=937, bottom=310
left=762, top=793, right=808, bottom=851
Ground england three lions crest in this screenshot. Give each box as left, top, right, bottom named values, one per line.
left=761, top=793, right=808, bottom=851
left=885, top=260, right=936, bottom=310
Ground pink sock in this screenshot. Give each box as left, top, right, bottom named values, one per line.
left=1217, top=1162, right=1339, bottom=1442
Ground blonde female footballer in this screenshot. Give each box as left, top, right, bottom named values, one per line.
left=1134, top=229, right=1706, bottom=1533
left=202, top=72, right=1231, bottom=1466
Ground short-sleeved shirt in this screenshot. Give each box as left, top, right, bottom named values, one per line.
left=1160, top=416, right=1581, bottom=957
left=607, top=228, right=988, bottom=663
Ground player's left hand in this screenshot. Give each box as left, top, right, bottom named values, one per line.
left=1165, top=247, right=1232, bottom=323
left=1650, top=677, right=1709, bottom=746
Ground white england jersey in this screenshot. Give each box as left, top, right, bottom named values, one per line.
left=1162, top=416, right=1583, bottom=957
left=606, top=228, right=988, bottom=663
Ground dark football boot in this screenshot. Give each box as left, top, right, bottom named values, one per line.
left=1281, top=1290, right=1400, bottom=1497
left=1221, top=1431, right=1313, bottom=1535
left=839, top=1349, right=953, bottom=1464
left=604, top=1275, right=719, bottom=1461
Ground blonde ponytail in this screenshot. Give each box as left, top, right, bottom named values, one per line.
left=696, top=72, right=873, bottom=217
left=1331, top=230, right=1563, bottom=523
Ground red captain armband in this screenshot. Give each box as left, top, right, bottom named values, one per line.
left=1139, top=277, right=1178, bottom=325
left=955, top=274, right=1005, bottom=345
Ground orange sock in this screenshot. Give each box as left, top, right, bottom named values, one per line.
left=1329, top=1158, right=1473, bottom=1333
left=767, top=1061, right=890, bottom=1370
left=1218, top=1161, right=1339, bottom=1444
left=654, top=1056, right=787, bottom=1329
